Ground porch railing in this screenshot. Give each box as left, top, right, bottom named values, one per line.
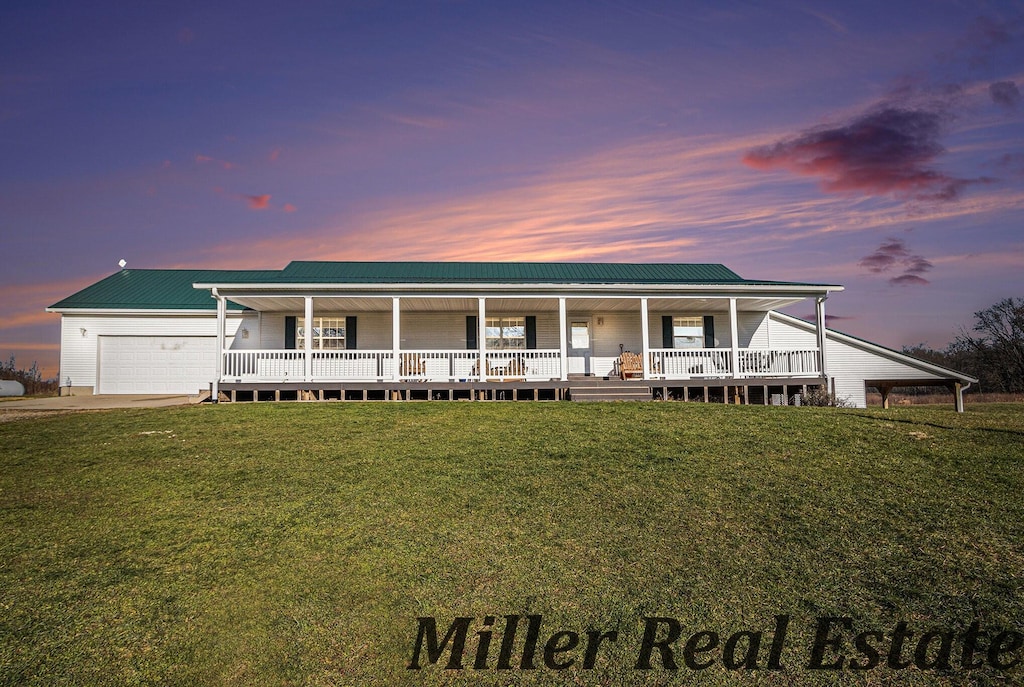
left=222, top=350, right=396, bottom=382
left=647, top=347, right=820, bottom=379
left=483, top=350, right=561, bottom=381
left=312, top=350, right=395, bottom=380
left=648, top=348, right=733, bottom=378
left=223, top=350, right=305, bottom=380
left=222, top=348, right=563, bottom=382
left=223, top=347, right=819, bottom=383
left=737, top=348, right=819, bottom=376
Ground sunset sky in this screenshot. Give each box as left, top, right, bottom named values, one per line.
left=2, top=1, right=1022, bottom=378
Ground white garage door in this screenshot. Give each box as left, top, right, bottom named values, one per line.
left=98, top=336, right=217, bottom=394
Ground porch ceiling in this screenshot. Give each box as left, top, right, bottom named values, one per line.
left=226, top=294, right=808, bottom=313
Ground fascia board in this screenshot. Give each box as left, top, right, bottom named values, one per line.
left=194, top=281, right=844, bottom=296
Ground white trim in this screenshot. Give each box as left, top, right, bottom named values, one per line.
left=194, top=282, right=843, bottom=296
left=304, top=296, right=313, bottom=382
left=640, top=298, right=650, bottom=379
left=729, top=298, right=739, bottom=380
left=393, top=297, right=401, bottom=382
left=558, top=297, right=568, bottom=381
left=478, top=298, right=487, bottom=382
left=215, top=294, right=226, bottom=400
left=46, top=308, right=225, bottom=315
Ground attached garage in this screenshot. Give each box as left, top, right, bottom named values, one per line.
left=98, top=336, right=217, bottom=394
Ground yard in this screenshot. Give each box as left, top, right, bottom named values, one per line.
left=2, top=402, right=1022, bottom=685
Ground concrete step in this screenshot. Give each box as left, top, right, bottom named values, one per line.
left=569, top=385, right=652, bottom=402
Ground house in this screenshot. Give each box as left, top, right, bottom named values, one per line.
left=47, top=261, right=976, bottom=409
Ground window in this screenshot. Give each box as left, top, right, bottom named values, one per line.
left=485, top=316, right=526, bottom=349
left=672, top=316, right=704, bottom=348
left=297, top=317, right=346, bottom=350
left=570, top=321, right=590, bottom=349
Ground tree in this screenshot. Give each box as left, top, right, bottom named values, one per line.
left=950, top=298, right=1024, bottom=393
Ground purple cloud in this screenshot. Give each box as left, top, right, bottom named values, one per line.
left=859, top=238, right=933, bottom=286
left=743, top=107, right=981, bottom=201
left=889, top=274, right=930, bottom=287
left=990, top=81, right=1021, bottom=109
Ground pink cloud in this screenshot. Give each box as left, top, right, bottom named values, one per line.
left=196, top=154, right=236, bottom=170
left=269, top=148, right=281, bottom=161
left=245, top=194, right=271, bottom=210
left=743, top=107, right=988, bottom=201
left=282, top=203, right=297, bottom=212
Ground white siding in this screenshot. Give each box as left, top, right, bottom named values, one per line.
left=402, top=313, right=471, bottom=349
left=647, top=311, right=767, bottom=348
left=59, top=313, right=244, bottom=391
left=350, top=312, right=392, bottom=349
left=534, top=313, right=560, bottom=349
left=739, top=312, right=769, bottom=348
left=260, top=313, right=287, bottom=349
left=769, top=312, right=957, bottom=408
left=590, top=312, right=641, bottom=377
left=766, top=314, right=818, bottom=349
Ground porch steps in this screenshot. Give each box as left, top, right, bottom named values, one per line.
left=568, top=378, right=652, bottom=402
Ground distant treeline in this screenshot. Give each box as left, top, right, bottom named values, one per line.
left=1, top=355, right=59, bottom=396
left=903, top=297, right=1024, bottom=395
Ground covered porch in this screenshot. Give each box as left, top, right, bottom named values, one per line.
left=204, top=287, right=832, bottom=396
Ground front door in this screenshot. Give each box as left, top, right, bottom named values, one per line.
left=567, top=318, right=593, bottom=375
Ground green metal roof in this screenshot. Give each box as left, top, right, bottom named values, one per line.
left=277, top=261, right=751, bottom=283
left=49, top=262, right=836, bottom=310
left=48, top=269, right=280, bottom=311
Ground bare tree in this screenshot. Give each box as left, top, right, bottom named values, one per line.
left=951, top=298, right=1024, bottom=393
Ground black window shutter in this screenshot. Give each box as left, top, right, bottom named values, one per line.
left=466, top=315, right=477, bottom=349
left=285, top=316, right=296, bottom=349
left=525, top=316, right=537, bottom=349
left=703, top=315, right=715, bottom=348
left=662, top=316, right=674, bottom=348
left=346, top=316, right=357, bottom=349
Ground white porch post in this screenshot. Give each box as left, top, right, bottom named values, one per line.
left=640, top=297, right=650, bottom=379
left=558, top=297, right=568, bottom=381
left=214, top=291, right=225, bottom=401
left=392, top=297, right=401, bottom=381
left=304, top=296, right=313, bottom=382
left=815, top=295, right=829, bottom=378
left=729, top=297, right=739, bottom=378
left=478, top=298, right=487, bottom=380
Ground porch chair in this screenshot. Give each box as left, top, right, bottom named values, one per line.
left=618, top=351, right=644, bottom=380
left=400, top=353, right=426, bottom=377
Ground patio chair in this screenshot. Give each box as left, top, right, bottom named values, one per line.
left=619, top=351, right=644, bottom=380
left=400, top=353, right=426, bottom=377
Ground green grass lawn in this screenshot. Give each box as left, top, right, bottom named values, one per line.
left=2, top=403, right=1022, bottom=686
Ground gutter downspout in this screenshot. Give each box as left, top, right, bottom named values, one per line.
left=815, top=295, right=829, bottom=383
left=955, top=381, right=971, bottom=413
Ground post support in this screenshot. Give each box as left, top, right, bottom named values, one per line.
left=729, top=297, right=739, bottom=379
left=640, top=297, right=650, bottom=380
left=304, top=296, right=313, bottom=382
left=392, top=297, right=401, bottom=382
left=558, top=297, right=568, bottom=381
left=478, top=298, right=487, bottom=381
